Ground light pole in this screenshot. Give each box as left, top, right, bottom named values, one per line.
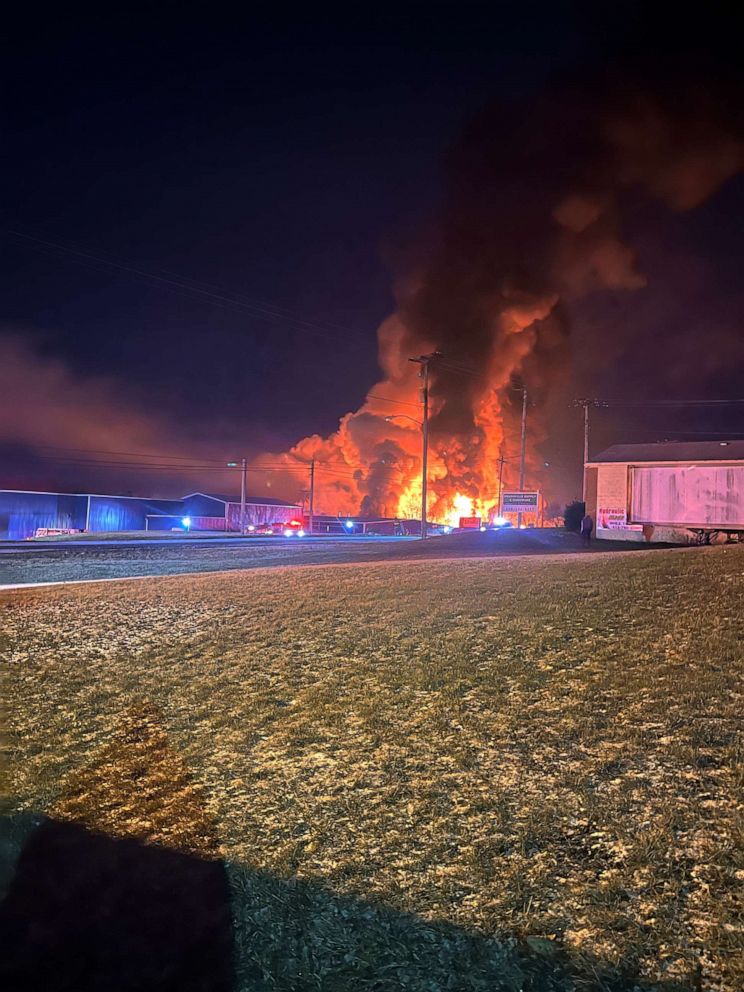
left=384, top=413, right=426, bottom=538
left=407, top=352, right=439, bottom=538
left=240, top=458, right=247, bottom=534
left=308, top=459, right=315, bottom=535
left=517, top=385, right=528, bottom=529
left=226, top=460, right=247, bottom=533
left=497, top=449, right=505, bottom=518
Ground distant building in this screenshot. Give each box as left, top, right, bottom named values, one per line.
left=0, top=489, right=301, bottom=540
left=585, top=441, right=744, bottom=543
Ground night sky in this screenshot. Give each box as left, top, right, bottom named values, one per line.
left=3, top=7, right=744, bottom=505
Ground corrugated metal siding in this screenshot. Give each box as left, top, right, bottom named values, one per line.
left=145, top=515, right=184, bottom=531
left=181, top=495, right=227, bottom=518
left=631, top=465, right=744, bottom=527
left=87, top=496, right=147, bottom=532
left=226, top=502, right=300, bottom=529
left=0, top=492, right=87, bottom=539
left=146, top=515, right=226, bottom=531
left=190, top=516, right=226, bottom=531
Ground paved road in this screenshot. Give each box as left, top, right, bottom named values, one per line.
left=0, top=530, right=659, bottom=587
left=0, top=535, right=420, bottom=586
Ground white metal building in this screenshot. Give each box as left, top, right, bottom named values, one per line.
left=585, top=441, right=744, bottom=543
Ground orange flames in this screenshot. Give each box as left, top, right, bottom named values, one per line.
left=252, top=310, right=542, bottom=524
left=253, top=78, right=744, bottom=521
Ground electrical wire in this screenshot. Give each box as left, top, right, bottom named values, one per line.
left=653, top=430, right=744, bottom=437
left=31, top=444, right=232, bottom=464
left=5, top=228, right=373, bottom=349
left=365, top=393, right=424, bottom=410
left=600, top=398, right=744, bottom=407
left=434, top=359, right=744, bottom=410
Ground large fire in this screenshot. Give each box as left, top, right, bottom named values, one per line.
left=252, top=74, right=744, bottom=523
left=251, top=311, right=539, bottom=524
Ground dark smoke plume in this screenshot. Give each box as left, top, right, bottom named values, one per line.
left=268, top=51, right=744, bottom=521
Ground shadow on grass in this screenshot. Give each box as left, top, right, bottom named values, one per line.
left=0, top=814, right=232, bottom=991
left=0, top=813, right=698, bottom=992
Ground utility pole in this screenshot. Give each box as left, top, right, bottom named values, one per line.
left=518, top=386, right=528, bottom=528
left=408, top=352, right=439, bottom=539
left=497, top=449, right=505, bottom=517
left=582, top=403, right=589, bottom=502
left=573, top=399, right=606, bottom=503
left=240, top=457, right=247, bottom=535
left=308, top=459, right=315, bottom=535
left=421, top=361, right=430, bottom=540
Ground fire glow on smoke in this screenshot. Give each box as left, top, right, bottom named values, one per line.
left=253, top=71, right=744, bottom=523
left=253, top=310, right=541, bottom=525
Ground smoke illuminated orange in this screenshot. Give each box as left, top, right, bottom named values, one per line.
left=253, top=313, right=533, bottom=523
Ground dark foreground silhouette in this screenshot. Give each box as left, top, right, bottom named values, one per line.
left=0, top=816, right=232, bottom=992
left=0, top=814, right=699, bottom=992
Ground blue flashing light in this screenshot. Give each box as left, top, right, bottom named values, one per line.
left=182, top=517, right=191, bottom=529
left=345, top=520, right=354, bottom=530
left=493, top=516, right=508, bottom=527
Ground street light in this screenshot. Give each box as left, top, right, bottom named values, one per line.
left=226, top=460, right=247, bottom=534
left=385, top=414, right=422, bottom=429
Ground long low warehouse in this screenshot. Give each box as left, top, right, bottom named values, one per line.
left=585, top=440, right=744, bottom=543
left=0, top=490, right=302, bottom=540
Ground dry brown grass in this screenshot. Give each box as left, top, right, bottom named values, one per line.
left=2, top=547, right=743, bottom=990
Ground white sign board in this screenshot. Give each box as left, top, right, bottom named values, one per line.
left=501, top=491, right=539, bottom=513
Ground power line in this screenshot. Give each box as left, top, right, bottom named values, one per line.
left=435, top=360, right=490, bottom=381
left=31, top=444, right=231, bottom=464
left=24, top=459, right=246, bottom=471
left=654, top=430, right=744, bottom=436
left=5, top=228, right=372, bottom=349
left=437, top=361, right=744, bottom=411
left=21, top=454, right=360, bottom=478
left=591, top=397, right=744, bottom=407
left=365, top=393, right=423, bottom=410
left=435, top=360, right=744, bottom=411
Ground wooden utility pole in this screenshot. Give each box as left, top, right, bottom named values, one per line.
left=308, top=459, right=315, bottom=535
left=517, top=386, right=528, bottom=528
left=573, top=399, right=606, bottom=503
left=421, top=360, right=430, bottom=539
left=408, top=352, right=439, bottom=539
left=240, top=458, right=247, bottom=534
left=582, top=402, right=590, bottom=502
left=497, top=449, right=505, bottom=517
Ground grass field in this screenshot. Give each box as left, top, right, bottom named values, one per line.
left=2, top=547, right=743, bottom=990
